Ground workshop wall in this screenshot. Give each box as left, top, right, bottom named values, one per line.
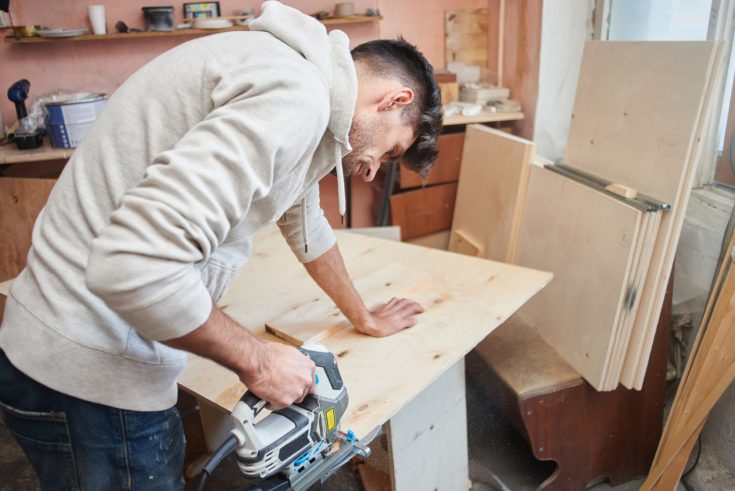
left=2, top=0, right=484, bottom=228
left=532, top=0, right=593, bottom=162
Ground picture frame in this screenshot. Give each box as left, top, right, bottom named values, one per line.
left=183, top=2, right=221, bottom=20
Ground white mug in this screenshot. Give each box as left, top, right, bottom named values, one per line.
left=88, top=5, right=106, bottom=35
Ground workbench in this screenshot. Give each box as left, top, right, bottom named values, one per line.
left=177, top=225, right=551, bottom=489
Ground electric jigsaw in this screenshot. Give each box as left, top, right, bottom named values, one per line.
left=197, top=343, right=374, bottom=491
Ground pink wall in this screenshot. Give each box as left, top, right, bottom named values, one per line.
left=2, top=0, right=486, bottom=127
left=2, top=0, right=488, bottom=227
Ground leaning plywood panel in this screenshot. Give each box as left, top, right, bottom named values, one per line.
left=449, top=125, right=534, bottom=263
left=564, top=41, right=715, bottom=204
left=622, top=42, right=720, bottom=388
left=445, top=9, right=488, bottom=68
left=516, top=166, right=642, bottom=390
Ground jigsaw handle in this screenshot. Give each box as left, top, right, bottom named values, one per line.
left=239, top=390, right=268, bottom=418
left=239, top=343, right=340, bottom=417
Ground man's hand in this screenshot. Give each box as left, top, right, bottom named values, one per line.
left=239, top=340, right=317, bottom=410
left=356, top=297, right=425, bottom=337
left=304, top=244, right=427, bottom=338
left=163, top=306, right=317, bottom=411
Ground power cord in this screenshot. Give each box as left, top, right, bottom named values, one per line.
left=196, top=434, right=239, bottom=491
left=680, top=434, right=702, bottom=490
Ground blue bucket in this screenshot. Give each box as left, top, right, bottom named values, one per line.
left=45, top=94, right=107, bottom=148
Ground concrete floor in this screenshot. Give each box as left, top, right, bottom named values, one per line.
left=0, top=361, right=725, bottom=491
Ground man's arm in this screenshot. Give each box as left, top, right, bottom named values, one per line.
left=163, top=306, right=316, bottom=409
left=304, top=243, right=424, bottom=337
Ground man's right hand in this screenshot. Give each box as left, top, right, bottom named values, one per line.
left=162, top=306, right=317, bottom=411
left=240, top=340, right=317, bottom=410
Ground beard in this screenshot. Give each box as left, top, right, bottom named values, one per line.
left=342, top=114, right=379, bottom=174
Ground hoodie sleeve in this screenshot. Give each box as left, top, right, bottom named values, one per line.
left=277, top=183, right=336, bottom=263
left=85, top=54, right=329, bottom=341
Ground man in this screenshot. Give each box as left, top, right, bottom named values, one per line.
left=0, top=1, right=442, bottom=489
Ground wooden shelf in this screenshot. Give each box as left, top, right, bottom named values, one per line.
left=1, top=108, right=523, bottom=166
left=443, top=111, right=524, bottom=126
left=0, top=141, right=73, bottom=164
left=4, top=15, right=382, bottom=44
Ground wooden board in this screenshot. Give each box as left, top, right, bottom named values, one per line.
left=399, top=133, right=464, bottom=189
left=406, top=230, right=450, bottom=251
left=620, top=42, right=720, bottom=388
left=644, top=247, right=735, bottom=488
left=449, top=125, right=534, bottom=264
left=564, top=41, right=715, bottom=204
left=390, top=183, right=457, bottom=241
left=266, top=263, right=432, bottom=346
left=177, top=225, right=552, bottom=440
left=444, top=9, right=488, bottom=68
left=515, top=166, right=642, bottom=390
left=0, top=178, right=56, bottom=281
left=604, top=210, right=662, bottom=389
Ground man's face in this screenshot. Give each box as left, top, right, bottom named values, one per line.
left=343, top=110, right=415, bottom=183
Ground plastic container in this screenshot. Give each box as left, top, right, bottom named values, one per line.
left=142, top=6, right=174, bottom=32
left=45, top=94, right=107, bottom=148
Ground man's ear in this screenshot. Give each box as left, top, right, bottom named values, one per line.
left=378, top=87, right=414, bottom=111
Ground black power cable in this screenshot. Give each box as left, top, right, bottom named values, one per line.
left=196, top=434, right=239, bottom=491
left=680, top=434, right=703, bottom=490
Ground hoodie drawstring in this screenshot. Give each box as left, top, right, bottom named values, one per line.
left=301, top=197, right=309, bottom=253
left=302, top=148, right=346, bottom=253
left=335, top=147, right=346, bottom=224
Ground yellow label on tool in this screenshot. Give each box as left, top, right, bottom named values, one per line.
left=326, top=407, right=336, bottom=431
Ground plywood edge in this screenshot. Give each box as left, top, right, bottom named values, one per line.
left=449, top=229, right=483, bottom=257
left=506, top=144, right=535, bottom=264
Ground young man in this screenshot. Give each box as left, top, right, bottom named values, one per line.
left=0, top=1, right=442, bottom=488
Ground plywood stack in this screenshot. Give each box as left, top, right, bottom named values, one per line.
left=642, top=232, right=735, bottom=489
left=451, top=41, right=721, bottom=392
left=516, top=41, right=721, bottom=391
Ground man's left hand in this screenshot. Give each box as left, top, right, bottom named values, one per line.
left=357, top=297, right=424, bottom=337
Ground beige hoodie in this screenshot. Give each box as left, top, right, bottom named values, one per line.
left=0, top=1, right=357, bottom=411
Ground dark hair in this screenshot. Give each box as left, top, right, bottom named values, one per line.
left=351, top=38, right=443, bottom=177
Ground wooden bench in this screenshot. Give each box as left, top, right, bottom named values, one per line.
left=469, top=280, right=672, bottom=489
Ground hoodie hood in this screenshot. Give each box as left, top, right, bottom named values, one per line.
left=249, top=1, right=356, bottom=233
left=249, top=1, right=356, bottom=150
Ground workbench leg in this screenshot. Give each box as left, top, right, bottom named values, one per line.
left=369, top=359, right=470, bottom=491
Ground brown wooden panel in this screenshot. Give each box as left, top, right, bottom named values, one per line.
left=0, top=178, right=56, bottom=281
left=390, top=183, right=457, bottom=240
left=399, top=133, right=465, bottom=189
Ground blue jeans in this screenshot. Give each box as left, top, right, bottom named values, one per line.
left=0, top=350, right=185, bottom=490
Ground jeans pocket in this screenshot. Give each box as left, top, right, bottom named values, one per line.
left=0, top=400, right=80, bottom=490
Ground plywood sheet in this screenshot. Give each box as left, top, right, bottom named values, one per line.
left=564, top=41, right=715, bottom=204
left=516, top=166, right=642, bottom=390
left=266, top=263, right=432, bottom=346
left=406, top=230, right=451, bottom=251
left=0, top=178, right=56, bottom=281
left=178, top=225, right=552, bottom=439
left=445, top=9, right=488, bottom=68
left=621, top=42, right=720, bottom=388
left=390, top=183, right=457, bottom=240
left=449, top=124, right=534, bottom=263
